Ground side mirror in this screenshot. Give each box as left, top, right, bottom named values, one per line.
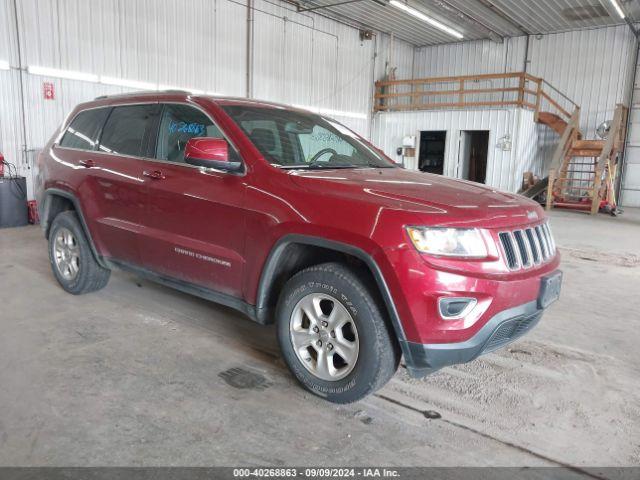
left=184, top=137, right=242, bottom=172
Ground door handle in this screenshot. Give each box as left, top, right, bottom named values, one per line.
left=143, top=170, right=166, bottom=180
left=79, top=159, right=96, bottom=168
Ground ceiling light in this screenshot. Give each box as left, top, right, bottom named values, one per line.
left=100, top=76, right=156, bottom=90
left=27, top=65, right=98, bottom=82
left=608, top=0, right=625, bottom=19
left=389, top=0, right=463, bottom=39
left=292, top=104, right=368, bottom=120
left=0, top=60, right=10, bottom=70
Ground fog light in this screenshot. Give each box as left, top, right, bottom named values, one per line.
left=438, top=297, right=477, bottom=320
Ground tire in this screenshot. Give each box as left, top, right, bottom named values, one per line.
left=48, top=211, right=110, bottom=295
left=276, top=262, right=400, bottom=403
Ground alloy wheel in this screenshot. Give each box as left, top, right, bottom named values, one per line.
left=53, top=227, right=80, bottom=281
left=289, top=293, right=359, bottom=381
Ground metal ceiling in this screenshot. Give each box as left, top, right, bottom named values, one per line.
left=295, top=0, right=639, bottom=46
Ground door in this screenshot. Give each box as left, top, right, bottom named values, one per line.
left=59, top=105, right=158, bottom=266
left=87, top=104, right=160, bottom=265
left=137, top=103, right=246, bottom=297
left=418, top=131, right=446, bottom=174
left=458, top=130, right=489, bottom=183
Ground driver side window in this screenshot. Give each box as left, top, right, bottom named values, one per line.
left=298, top=125, right=355, bottom=162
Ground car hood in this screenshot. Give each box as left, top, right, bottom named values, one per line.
left=288, top=167, right=544, bottom=228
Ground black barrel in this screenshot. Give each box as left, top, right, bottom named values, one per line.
left=0, top=176, right=29, bottom=228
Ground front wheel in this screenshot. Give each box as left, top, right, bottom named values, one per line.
left=276, top=262, right=400, bottom=403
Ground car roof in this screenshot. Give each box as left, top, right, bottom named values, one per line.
left=82, top=90, right=304, bottom=112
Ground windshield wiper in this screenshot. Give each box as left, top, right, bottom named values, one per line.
left=278, top=164, right=360, bottom=170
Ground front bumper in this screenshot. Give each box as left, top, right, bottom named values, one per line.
left=402, top=300, right=545, bottom=377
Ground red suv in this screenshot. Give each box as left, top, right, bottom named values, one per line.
left=36, top=91, right=562, bottom=403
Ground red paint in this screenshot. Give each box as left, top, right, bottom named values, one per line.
left=36, top=92, right=560, bottom=346
left=43, top=82, right=55, bottom=100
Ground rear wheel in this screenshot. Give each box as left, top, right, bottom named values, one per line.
left=276, top=262, right=400, bottom=403
left=48, top=211, right=110, bottom=294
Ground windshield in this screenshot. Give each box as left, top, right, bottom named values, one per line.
left=222, top=105, right=396, bottom=169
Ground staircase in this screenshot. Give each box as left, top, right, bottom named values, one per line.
left=536, top=104, right=627, bottom=214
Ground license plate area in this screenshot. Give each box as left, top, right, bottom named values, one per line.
left=538, top=271, right=563, bottom=309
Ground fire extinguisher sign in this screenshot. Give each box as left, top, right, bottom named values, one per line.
left=43, top=82, right=55, bottom=100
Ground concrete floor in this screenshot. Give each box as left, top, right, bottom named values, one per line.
left=0, top=209, right=639, bottom=467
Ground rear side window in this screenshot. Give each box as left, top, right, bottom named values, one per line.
left=98, top=104, right=160, bottom=157
left=59, top=108, right=110, bottom=150
left=155, top=104, right=224, bottom=163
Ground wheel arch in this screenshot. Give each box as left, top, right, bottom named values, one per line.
left=255, top=234, right=408, bottom=347
left=42, top=188, right=107, bottom=268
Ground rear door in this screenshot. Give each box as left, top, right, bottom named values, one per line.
left=85, top=103, right=160, bottom=266
left=137, top=103, right=247, bottom=297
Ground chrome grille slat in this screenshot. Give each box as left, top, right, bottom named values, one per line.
left=535, top=226, right=549, bottom=260
left=513, top=230, right=531, bottom=268
left=499, top=232, right=518, bottom=269
left=526, top=228, right=541, bottom=264
left=499, top=222, right=555, bottom=271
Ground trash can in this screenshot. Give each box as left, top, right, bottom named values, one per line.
left=0, top=176, right=29, bottom=228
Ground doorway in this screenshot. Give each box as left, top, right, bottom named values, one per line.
left=458, top=130, right=489, bottom=184
left=418, top=131, right=446, bottom=175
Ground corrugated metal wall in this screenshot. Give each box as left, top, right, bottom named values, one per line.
left=622, top=47, right=640, bottom=207
left=370, top=107, right=538, bottom=193
left=527, top=25, right=637, bottom=139
left=0, top=0, right=415, bottom=197
left=413, top=37, right=527, bottom=77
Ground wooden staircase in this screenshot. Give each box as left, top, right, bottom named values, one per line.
left=539, top=104, right=627, bottom=214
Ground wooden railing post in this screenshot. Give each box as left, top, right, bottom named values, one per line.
left=534, top=80, right=542, bottom=122
left=546, top=168, right=556, bottom=210
left=373, top=81, right=381, bottom=112
left=517, top=74, right=525, bottom=107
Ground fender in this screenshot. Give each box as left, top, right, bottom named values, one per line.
left=42, top=188, right=109, bottom=269
left=255, top=234, right=410, bottom=356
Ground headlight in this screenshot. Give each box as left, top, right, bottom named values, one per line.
left=406, top=227, right=488, bottom=258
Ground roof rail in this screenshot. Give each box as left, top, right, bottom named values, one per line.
left=94, top=89, right=195, bottom=101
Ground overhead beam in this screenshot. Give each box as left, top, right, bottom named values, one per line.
left=473, top=0, right=530, bottom=35
left=436, top=0, right=505, bottom=42
left=295, top=0, right=366, bottom=13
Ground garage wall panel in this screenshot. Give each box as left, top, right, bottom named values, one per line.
left=528, top=25, right=636, bottom=138
left=622, top=49, right=640, bottom=207
left=251, top=0, right=375, bottom=125
left=413, top=37, right=527, bottom=78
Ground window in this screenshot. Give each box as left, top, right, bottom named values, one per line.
left=298, top=125, right=357, bottom=162
left=222, top=105, right=394, bottom=169
left=98, top=104, right=160, bottom=157
left=155, top=104, right=224, bottom=163
left=235, top=119, right=284, bottom=164
left=59, top=108, right=110, bottom=151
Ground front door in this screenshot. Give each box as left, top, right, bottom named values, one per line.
left=137, top=103, right=247, bottom=298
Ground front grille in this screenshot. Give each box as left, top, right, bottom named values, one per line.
left=498, top=222, right=556, bottom=270
left=482, top=312, right=542, bottom=353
